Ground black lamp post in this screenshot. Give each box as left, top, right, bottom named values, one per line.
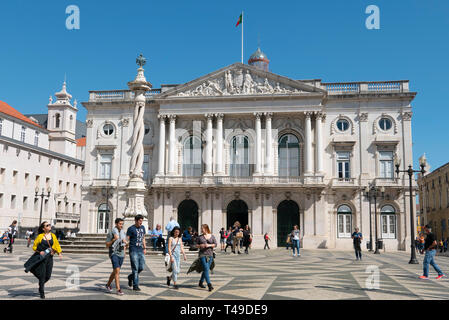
left=35, top=187, right=51, bottom=226
left=365, top=183, right=385, bottom=254
left=394, top=154, right=426, bottom=264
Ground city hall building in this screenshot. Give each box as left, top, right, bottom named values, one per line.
left=80, top=49, right=417, bottom=250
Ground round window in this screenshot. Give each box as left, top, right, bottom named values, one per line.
left=103, top=124, right=114, bottom=136
left=336, top=119, right=349, bottom=132
left=379, top=118, right=392, bottom=131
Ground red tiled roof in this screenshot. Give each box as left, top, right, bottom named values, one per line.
left=0, top=100, right=43, bottom=129
left=76, top=137, right=86, bottom=147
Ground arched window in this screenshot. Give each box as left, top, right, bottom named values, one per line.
left=278, top=134, right=300, bottom=176
left=183, top=136, right=202, bottom=176
left=230, top=135, right=250, bottom=176
left=55, top=114, right=61, bottom=128
left=381, top=205, right=396, bottom=239
left=337, top=205, right=352, bottom=238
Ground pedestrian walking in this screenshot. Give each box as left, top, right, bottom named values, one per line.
left=25, top=221, right=62, bottom=299
left=165, top=217, right=180, bottom=255
left=106, top=218, right=127, bottom=296
left=196, top=224, right=217, bottom=292
left=224, top=227, right=233, bottom=253
left=351, top=227, right=363, bottom=261
left=439, top=239, right=444, bottom=253
left=166, top=226, right=187, bottom=289
left=444, top=238, right=448, bottom=253
left=232, top=221, right=242, bottom=254
left=420, top=225, right=446, bottom=280
left=243, top=225, right=252, bottom=254
left=286, top=233, right=291, bottom=250
left=291, top=225, right=301, bottom=257
left=26, top=229, right=33, bottom=248
left=264, top=233, right=270, bottom=250
left=219, top=227, right=226, bottom=251
left=126, top=215, right=147, bottom=291
left=4, top=220, right=18, bottom=253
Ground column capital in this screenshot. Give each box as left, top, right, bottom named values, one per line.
left=305, top=111, right=313, bottom=119
left=254, top=112, right=263, bottom=120
left=205, top=113, right=214, bottom=120
left=168, top=114, right=177, bottom=122
left=263, top=112, right=273, bottom=119
left=214, top=113, right=224, bottom=120
left=158, top=114, right=167, bottom=120
left=359, top=112, right=369, bottom=122
left=402, top=112, right=412, bottom=121
left=315, top=111, right=326, bottom=120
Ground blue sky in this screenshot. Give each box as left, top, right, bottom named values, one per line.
left=0, top=0, right=448, bottom=170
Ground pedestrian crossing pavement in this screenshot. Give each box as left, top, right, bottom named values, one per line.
left=1, top=244, right=448, bottom=300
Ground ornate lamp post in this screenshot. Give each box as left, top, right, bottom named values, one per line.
left=394, top=154, right=427, bottom=264
left=365, top=183, right=385, bottom=254
left=35, top=187, right=51, bottom=226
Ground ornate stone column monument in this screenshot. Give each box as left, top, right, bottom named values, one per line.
left=124, top=54, right=152, bottom=229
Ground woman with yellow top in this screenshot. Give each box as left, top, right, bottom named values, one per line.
left=31, top=221, right=62, bottom=299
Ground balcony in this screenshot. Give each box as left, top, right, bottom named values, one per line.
left=55, top=212, right=80, bottom=221
left=323, top=80, right=409, bottom=95
left=373, top=177, right=400, bottom=187
left=91, top=179, right=117, bottom=188
left=330, top=178, right=357, bottom=187
left=88, top=89, right=162, bottom=102
left=152, top=175, right=308, bottom=187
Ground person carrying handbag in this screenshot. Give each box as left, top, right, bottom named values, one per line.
left=166, top=227, right=186, bottom=289
left=232, top=221, right=242, bottom=254
left=24, top=221, right=62, bottom=299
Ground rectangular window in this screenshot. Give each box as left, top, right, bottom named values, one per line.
left=44, top=199, right=48, bottom=212
left=57, top=201, right=62, bottom=212
left=337, top=152, right=351, bottom=180
left=72, top=203, right=76, bottom=214
left=337, top=214, right=352, bottom=238
left=11, top=195, right=16, bottom=209
left=99, top=154, right=112, bottom=179
left=25, top=173, right=29, bottom=186
left=0, top=118, right=3, bottom=135
left=143, top=154, right=150, bottom=181
left=0, top=168, right=5, bottom=183
left=35, top=175, right=40, bottom=188
left=379, top=151, right=394, bottom=178
left=34, top=198, right=39, bottom=211
left=66, top=182, right=70, bottom=193
left=381, top=214, right=396, bottom=239
left=12, top=170, right=18, bottom=184
left=20, top=126, right=26, bottom=142
left=0, top=193, right=3, bottom=208
left=46, top=177, right=50, bottom=189
left=23, top=196, right=28, bottom=210
left=59, top=180, right=63, bottom=192
left=34, top=131, right=39, bottom=146
left=73, top=183, right=77, bottom=196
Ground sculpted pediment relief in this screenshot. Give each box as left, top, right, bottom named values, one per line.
left=157, top=63, right=324, bottom=99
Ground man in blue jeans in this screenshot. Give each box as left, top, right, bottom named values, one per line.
left=126, top=215, right=147, bottom=291
left=420, top=225, right=445, bottom=280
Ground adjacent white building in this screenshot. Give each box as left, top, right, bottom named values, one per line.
left=0, top=82, right=85, bottom=233
left=80, top=49, right=417, bottom=251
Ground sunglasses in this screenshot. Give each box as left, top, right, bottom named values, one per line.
left=45, top=224, right=51, bottom=227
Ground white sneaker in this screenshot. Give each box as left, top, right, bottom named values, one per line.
left=297, top=254, right=301, bottom=257
left=293, top=253, right=296, bottom=257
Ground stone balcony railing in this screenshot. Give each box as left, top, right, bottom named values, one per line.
left=152, top=175, right=308, bottom=186
left=90, top=179, right=117, bottom=188
left=330, top=177, right=357, bottom=187
left=55, top=212, right=80, bottom=221
left=88, top=89, right=162, bottom=102
left=323, top=80, right=409, bottom=95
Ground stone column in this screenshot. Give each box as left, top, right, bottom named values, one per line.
left=204, top=114, right=213, bottom=175
left=157, top=115, right=166, bottom=176
left=315, top=112, right=324, bottom=174
left=264, top=112, right=273, bottom=175
left=254, top=112, right=262, bottom=175
left=124, top=56, right=151, bottom=229
left=167, top=115, right=176, bottom=175
left=305, top=112, right=313, bottom=175
left=215, top=114, right=224, bottom=174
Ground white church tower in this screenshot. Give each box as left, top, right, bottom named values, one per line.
left=47, top=81, right=78, bottom=158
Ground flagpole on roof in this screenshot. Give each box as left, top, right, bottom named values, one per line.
left=241, top=11, right=244, bottom=64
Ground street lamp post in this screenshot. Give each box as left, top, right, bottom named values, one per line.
left=394, top=154, right=427, bottom=265
left=364, top=186, right=373, bottom=252
left=365, top=183, right=385, bottom=254
left=35, top=187, right=51, bottom=227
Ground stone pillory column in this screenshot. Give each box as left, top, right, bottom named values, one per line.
left=124, top=54, right=151, bottom=229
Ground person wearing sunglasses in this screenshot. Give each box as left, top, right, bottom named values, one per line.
left=30, top=221, right=62, bottom=299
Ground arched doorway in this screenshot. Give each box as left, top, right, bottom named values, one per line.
left=97, top=203, right=111, bottom=234
left=227, top=200, right=248, bottom=229
left=178, top=200, right=199, bottom=233
left=277, top=200, right=300, bottom=247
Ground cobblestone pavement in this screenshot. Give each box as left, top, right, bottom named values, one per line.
left=1, top=243, right=448, bottom=300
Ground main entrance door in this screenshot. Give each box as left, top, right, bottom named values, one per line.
left=226, top=200, right=248, bottom=229
left=277, top=200, right=300, bottom=247
left=97, top=203, right=111, bottom=234
left=178, top=200, right=199, bottom=233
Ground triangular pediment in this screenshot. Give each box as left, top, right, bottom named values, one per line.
left=156, top=63, right=325, bottom=99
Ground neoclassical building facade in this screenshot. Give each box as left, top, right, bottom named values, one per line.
left=80, top=50, right=417, bottom=250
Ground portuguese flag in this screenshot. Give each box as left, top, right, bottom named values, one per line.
left=235, top=13, right=243, bottom=27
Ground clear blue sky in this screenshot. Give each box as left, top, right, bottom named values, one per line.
left=0, top=0, right=448, bottom=170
